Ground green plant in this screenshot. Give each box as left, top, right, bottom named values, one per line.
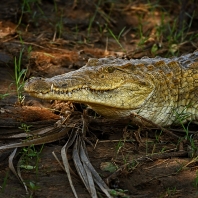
left=151, top=43, right=158, bottom=55
left=87, top=0, right=102, bottom=36
left=19, top=123, right=32, bottom=133
left=14, top=48, right=27, bottom=104
left=174, top=106, right=191, bottom=133
left=0, top=171, right=9, bottom=194
left=175, top=109, right=191, bottom=129
left=27, top=45, right=32, bottom=57
left=55, top=15, right=63, bottom=38
left=0, top=93, right=10, bottom=100
left=165, top=187, right=177, bottom=196
left=20, top=145, right=41, bottom=168
left=19, top=144, right=44, bottom=196
left=19, top=123, right=44, bottom=175
left=115, top=139, right=124, bottom=154
left=109, top=188, right=129, bottom=198
left=188, top=134, right=198, bottom=158
left=28, top=181, right=40, bottom=197
left=148, top=2, right=197, bottom=55
left=18, top=0, right=41, bottom=26
left=155, top=12, right=165, bottom=43
left=135, top=12, right=149, bottom=46
left=22, top=0, right=41, bottom=13
left=74, top=24, right=79, bottom=38
left=165, top=10, right=195, bottom=54
left=0, top=83, right=14, bottom=100
left=96, top=21, right=105, bottom=35
left=52, top=0, right=64, bottom=40
left=18, top=0, right=48, bottom=29
left=194, top=171, right=198, bottom=188
left=127, top=159, right=138, bottom=171
left=155, top=130, right=163, bottom=143
left=174, top=106, right=198, bottom=157
left=108, top=27, right=126, bottom=51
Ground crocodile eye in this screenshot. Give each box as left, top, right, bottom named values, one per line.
left=107, top=66, right=115, bottom=73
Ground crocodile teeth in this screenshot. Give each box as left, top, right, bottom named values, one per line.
left=68, top=92, right=71, bottom=97
left=51, top=84, right=54, bottom=92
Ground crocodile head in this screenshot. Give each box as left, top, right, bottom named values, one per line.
left=24, top=58, right=154, bottom=118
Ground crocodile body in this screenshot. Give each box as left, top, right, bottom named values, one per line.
left=24, top=51, right=198, bottom=126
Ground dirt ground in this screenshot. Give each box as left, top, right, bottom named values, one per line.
left=0, top=0, right=198, bottom=197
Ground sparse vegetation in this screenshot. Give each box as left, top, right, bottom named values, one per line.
left=0, top=93, right=10, bottom=100
left=0, top=0, right=198, bottom=197
left=87, top=0, right=102, bottom=37
left=14, top=48, right=27, bottom=104
left=194, top=171, right=198, bottom=188
left=108, top=27, right=126, bottom=51
left=174, top=107, right=198, bottom=157
left=161, top=187, right=177, bottom=197
left=19, top=123, right=44, bottom=196
left=18, top=0, right=42, bottom=27
left=0, top=171, right=9, bottom=194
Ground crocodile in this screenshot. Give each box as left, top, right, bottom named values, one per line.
left=24, top=51, right=198, bottom=126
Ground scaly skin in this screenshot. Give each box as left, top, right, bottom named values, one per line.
left=24, top=51, right=198, bottom=126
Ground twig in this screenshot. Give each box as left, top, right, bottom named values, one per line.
left=130, top=113, right=180, bottom=139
